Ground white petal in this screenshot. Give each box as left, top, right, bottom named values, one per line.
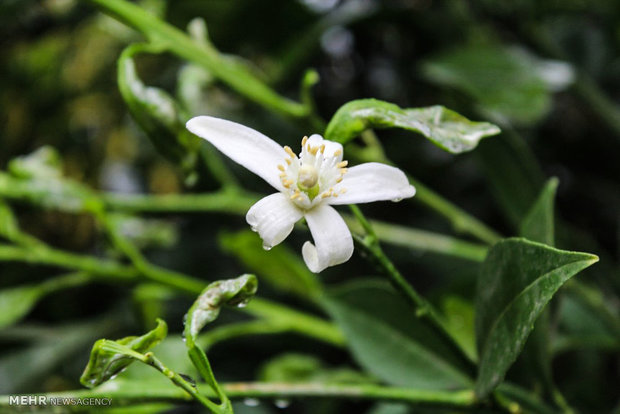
left=329, top=162, right=416, bottom=205
left=246, top=193, right=303, bottom=249
left=305, top=134, right=343, bottom=161
left=302, top=204, right=353, bottom=273
left=187, top=116, right=288, bottom=191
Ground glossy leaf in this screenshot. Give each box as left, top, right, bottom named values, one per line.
left=323, top=280, right=472, bottom=389
left=183, top=274, right=258, bottom=346
left=520, top=178, right=559, bottom=246
left=0, top=201, right=19, bottom=241
left=219, top=230, right=321, bottom=302
left=324, top=99, right=500, bottom=153
left=423, top=45, right=573, bottom=124
left=80, top=319, right=168, bottom=388
left=475, top=238, right=598, bottom=397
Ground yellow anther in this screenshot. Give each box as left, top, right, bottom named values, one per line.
left=336, top=177, right=343, bottom=183
left=333, top=149, right=342, bottom=157
left=320, top=144, right=326, bottom=154
left=277, top=164, right=285, bottom=171
left=302, top=136, right=308, bottom=146
left=279, top=172, right=287, bottom=177
left=321, top=192, right=330, bottom=198
left=340, top=188, right=347, bottom=194
left=290, top=191, right=302, bottom=200
left=340, top=168, right=348, bottom=174
left=310, top=146, right=319, bottom=155
left=333, top=193, right=339, bottom=198
left=285, top=158, right=292, bottom=165
left=337, top=160, right=348, bottom=168
left=284, top=146, right=297, bottom=158
left=283, top=179, right=294, bottom=186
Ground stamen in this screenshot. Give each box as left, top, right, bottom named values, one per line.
left=301, top=136, right=308, bottom=146
left=337, top=161, right=348, bottom=168
left=284, top=146, right=297, bottom=158
left=336, top=177, right=343, bottom=183
left=290, top=190, right=302, bottom=200
left=320, top=144, right=325, bottom=154
left=321, top=192, right=330, bottom=198
left=340, top=168, right=348, bottom=174
left=309, top=146, right=319, bottom=155
left=277, top=164, right=285, bottom=171
left=333, top=149, right=342, bottom=157
left=340, top=188, right=347, bottom=194
left=279, top=172, right=287, bottom=177
left=283, top=179, right=294, bottom=187
left=285, top=158, right=292, bottom=165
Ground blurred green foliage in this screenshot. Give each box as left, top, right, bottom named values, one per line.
left=1, top=0, right=619, bottom=413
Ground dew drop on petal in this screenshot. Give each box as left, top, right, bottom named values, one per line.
left=262, top=243, right=272, bottom=251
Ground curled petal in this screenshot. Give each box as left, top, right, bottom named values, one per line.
left=187, top=116, right=288, bottom=191
left=302, top=204, right=353, bottom=273
left=246, top=193, right=303, bottom=249
left=329, top=162, right=416, bottom=205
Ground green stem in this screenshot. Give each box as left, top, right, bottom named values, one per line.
left=349, top=205, right=477, bottom=375
left=81, top=0, right=310, bottom=121
left=143, top=352, right=229, bottom=414
left=0, top=243, right=344, bottom=347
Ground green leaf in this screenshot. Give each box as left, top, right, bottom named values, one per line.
left=183, top=274, right=258, bottom=346
left=219, top=230, right=321, bottom=302
left=324, top=99, right=500, bottom=153
left=441, top=296, right=477, bottom=362
left=323, top=280, right=472, bottom=389
left=0, top=286, right=42, bottom=330
left=475, top=238, right=598, bottom=397
left=8, top=146, right=63, bottom=179
left=80, top=319, right=168, bottom=388
left=423, top=45, right=571, bottom=124
left=118, top=44, right=201, bottom=182
left=0, top=201, right=19, bottom=241
left=520, top=178, right=559, bottom=246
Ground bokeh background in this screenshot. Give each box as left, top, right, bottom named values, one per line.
left=1, top=0, right=619, bottom=413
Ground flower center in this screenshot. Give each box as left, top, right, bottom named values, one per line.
left=277, top=135, right=348, bottom=209
left=297, top=164, right=318, bottom=189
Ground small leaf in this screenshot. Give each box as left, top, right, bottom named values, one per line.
left=423, top=45, right=572, bottom=124
left=183, top=275, right=258, bottom=346
left=0, top=286, right=42, bottom=330
left=219, top=230, right=321, bottom=301
left=325, top=99, right=500, bottom=153
left=80, top=319, right=168, bottom=388
left=519, top=178, right=559, bottom=246
left=118, top=45, right=201, bottom=180
left=323, top=280, right=472, bottom=389
left=475, top=238, right=598, bottom=397
left=441, top=296, right=477, bottom=362
left=8, top=146, right=63, bottom=179
left=0, top=201, right=19, bottom=241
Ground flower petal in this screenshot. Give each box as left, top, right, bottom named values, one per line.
left=305, top=134, right=343, bottom=162
left=187, top=116, right=288, bottom=191
left=329, top=162, right=416, bottom=205
left=302, top=204, right=353, bottom=273
left=246, top=193, right=303, bottom=249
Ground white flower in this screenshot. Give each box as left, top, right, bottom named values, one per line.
left=186, top=116, right=416, bottom=273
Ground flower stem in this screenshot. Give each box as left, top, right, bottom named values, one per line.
left=349, top=205, right=477, bottom=375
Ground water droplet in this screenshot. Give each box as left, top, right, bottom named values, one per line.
left=262, top=243, right=272, bottom=251
left=243, top=398, right=260, bottom=407
left=274, top=399, right=290, bottom=409
left=391, top=197, right=402, bottom=202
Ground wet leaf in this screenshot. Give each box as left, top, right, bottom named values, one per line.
left=0, top=286, right=42, bottom=330
left=183, top=274, right=258, bottom=346
left=475, top=238, right=598, bottom=397
left=520, top=178, right=558, bottom=246
left=323, top=280, right=472, bottom=389
left=80, top=319, right=168, bottom=388
left=325, top=99, right=500, bottom=153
